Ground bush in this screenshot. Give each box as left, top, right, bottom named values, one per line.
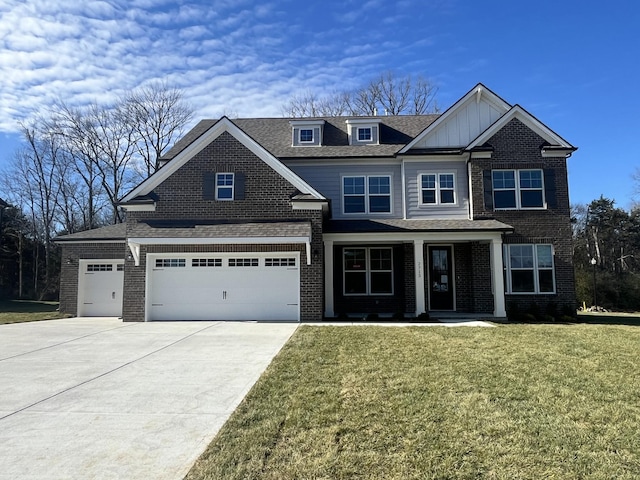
left=365, top=313, right=379, bottom=322
left=416, top=312, right=430, bottom=322
left=392, top=311, right=405, bottom=320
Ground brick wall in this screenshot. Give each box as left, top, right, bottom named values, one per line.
left=59, top=242, right=126, bottom=315
left=470, top=118, right=575, bottom=312
left=123, top=131, right=324, bottom=322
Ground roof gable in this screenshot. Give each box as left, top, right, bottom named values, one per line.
left=400, top=84, right=510, bottom=152
left=466, top=105, right=575, bottom=151
left=121, top=117, right=324, bottom=204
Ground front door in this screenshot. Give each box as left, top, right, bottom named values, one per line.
left=428, top=246, right=454, bottom=310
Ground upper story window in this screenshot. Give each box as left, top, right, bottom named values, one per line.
left=299, top=129, right=314, bottom=143
left=343, top=175, right=391, bottom=214
left=420, top=173, right=456, bottom=205
left=492, top=169, right=544, bottom=209
left=215, top=173, right=234, bottom=200
left=503, top=244, right=555, bottom=294
left=358, top=127, right=372, bottom=142
left=289, top=120, right=325, bottom=146
left=346, top=118, right=381, bottom=145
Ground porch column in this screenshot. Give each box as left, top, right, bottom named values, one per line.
left=324, top=239, right=334, bottom=318
left=490, top=238, right=506, bottom=317
left=414, top=239, right=426, bottom=317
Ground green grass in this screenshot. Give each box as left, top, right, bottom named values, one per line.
left=0, top=300, right=66, bottom=324
left=186, top=324, right=640, bottom=479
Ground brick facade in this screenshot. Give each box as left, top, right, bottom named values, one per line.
left=122, top=131, right=324, bottom=322
left=59, top=242, right=126, bottom=316
left=470, top=118, right=576, bottom=312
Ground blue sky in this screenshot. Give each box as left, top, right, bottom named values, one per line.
left=0, top=0, right=638, bottom=207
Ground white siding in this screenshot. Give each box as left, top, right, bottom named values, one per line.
left=288, top=163, right=403, bottom=219
left=404, top=160, right=469, bottom=219
left=421, top=98, right=504, bottom=148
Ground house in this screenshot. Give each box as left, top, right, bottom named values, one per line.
left=56, top=84, right=577, bottom=322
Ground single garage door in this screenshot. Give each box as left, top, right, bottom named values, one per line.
left=148, top=253, right=300, bottom=321
left=78, top=260, right=125, bottom=316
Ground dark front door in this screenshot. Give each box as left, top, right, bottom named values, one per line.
left=428, top=246, right=454, bottom=310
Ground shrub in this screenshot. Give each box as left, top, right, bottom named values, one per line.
left=392, top=311, right=405, bottom=320
left=416, top=312, right=430, bottom=322
left=365, top=313, right=379, bottom=322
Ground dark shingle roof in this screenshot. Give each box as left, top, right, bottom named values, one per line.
left=325, top=218, right=513, bottom=234
left=54, top=223, right=127, bottom=242
left=160, top=115, right=440, bottom=162
left=129, top=221, right=311, bottom=239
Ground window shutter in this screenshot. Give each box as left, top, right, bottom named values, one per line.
left=203, top=172, right=215, bottom=200
left=483, top=170, right=493, bottom=210
left=544, top=169, right=557, bottom=209
left=234, top=172, right=245, bottom=200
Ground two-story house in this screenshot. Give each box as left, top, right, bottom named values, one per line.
left=56, top=84, right=576, bottom=322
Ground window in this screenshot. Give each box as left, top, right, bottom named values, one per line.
left=155, top=259, right=186, bottom=268
left=493, top=169, right=544, bottom=209
left=503, top=244, right=555, bottom=294
left=343, top=175, right=391, bottom=214
left=358, top=127, right=372, bottom=141
left=343, top=247, right=393, bottom=295
left=299, top=129, right=313, bottom=143
left=265, top=258, right=296, bottom=267
left=228, top=258, right=259, bottom=267
left=116, top=264, right=124, bottom=271
left=192, top=258, right=222, bottom=267
left=215, top=173, right=234, bottom=201
left=420, top=173, right=456, bottom=205
left=87, top=264, right=113, bottom=272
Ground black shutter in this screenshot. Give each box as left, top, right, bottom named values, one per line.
left=544, top=169, right=557, bottom=209
left=203, top=172, right=215, bottom=200
left=234, top=172, right=245, bottom=200
left=483, top=170, right=494, bottom=210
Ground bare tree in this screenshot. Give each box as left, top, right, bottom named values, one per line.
left=282, top=71, right=439, bottom=117
left=123, top=81, right=194, bottom=178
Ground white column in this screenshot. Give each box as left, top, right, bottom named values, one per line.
left=414, top=239, right=426, bottom=317
left=324, top=240, right=334, bottom=318
left=490, top=238, right=506, bottom=317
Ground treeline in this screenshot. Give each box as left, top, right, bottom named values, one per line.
left=0, top=82, right=193, bottom=299
left=572, top=196, right=640, bottom=310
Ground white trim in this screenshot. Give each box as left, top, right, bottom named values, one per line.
left=291, top=201, right=325, bottom=211
left=121, top=117, right=325, bottom=203
left=418, top=172, right=457, bottom=207
left=342, top=246, right=394, bottom=297
left=341, top=174, right=393, bottom=215
left=399, top=84, right=511, bottom=154
left=491, top=239, right=506, bottom=316
left=127, top=235, right=312, bottom=267
left=215, top=172, right=234, bottom=201
left=466, top=105, right=575, bottom=150
left=492, top=169, right=546, bottom=210
left=119, top=203, right=156, bottom=212
left=324, top=231, right=503, bottom=243
left=298, top=128, right=314, bottom=144
left=503, top=243, right=556, bottom=295
left=57, top=240, right=126, bottom=244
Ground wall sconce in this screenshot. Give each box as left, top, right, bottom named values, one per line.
left=66, top=257, right=74, bottom=265
left=126, top=253, right=133, bottom=261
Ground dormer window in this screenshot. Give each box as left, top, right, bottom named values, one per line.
left=289, top=120, right=325, bottom=147
left=358, top=127, right=372, bottom=142
left=346, top=118, right=381, bottom=145
left=299, top=129, right=314, bottom=143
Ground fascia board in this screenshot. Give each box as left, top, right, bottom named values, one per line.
left=399, top=83, right=511, bottom=154
left=121, top=118, right=325, bottom=203
left=323, top=230, right=504, bottom=243
left=466, top=105, right=575, bottom=150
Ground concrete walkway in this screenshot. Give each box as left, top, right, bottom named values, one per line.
left=0, top=318, right=298, bottom=480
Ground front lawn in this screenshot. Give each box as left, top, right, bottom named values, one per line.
left=0, top=300, right=66, bottom=324
left=186, top=324, right=640, bottom=479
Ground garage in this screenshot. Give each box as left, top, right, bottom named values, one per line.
left=77, top=260, right=125, bottom=316
left=147, top=252, right=300, bottom=321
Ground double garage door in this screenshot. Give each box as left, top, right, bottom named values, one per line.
left=147, top=253, right=300, bottom=321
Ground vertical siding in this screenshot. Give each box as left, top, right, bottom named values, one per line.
left=288, top=163, right=403, bottom=219
left=404, top=160, right=469, bottom=219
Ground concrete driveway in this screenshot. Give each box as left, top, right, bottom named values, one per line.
left=0, top=318, right=298, bottom=480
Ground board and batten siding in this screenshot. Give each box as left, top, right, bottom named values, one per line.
left=288, top=163, right=403, bottom=219
left=420, top=99, right=504, bottom=148
left=404, top=160, right=470, bottom=219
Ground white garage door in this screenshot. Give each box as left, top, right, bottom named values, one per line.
left=78, top=260, right=124, bottom=317
left=148, top=253, right=300, bottom=321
